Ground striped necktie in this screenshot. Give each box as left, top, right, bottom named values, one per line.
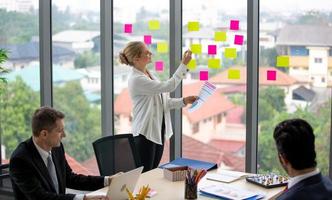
left=47, top=153, right=59, bottom=193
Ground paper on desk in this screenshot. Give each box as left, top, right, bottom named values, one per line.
left=206, top=170, right=247, bottom=183
left=200, top=184, right=263, bottom=200
left=188, top=81, right=217, bottom=112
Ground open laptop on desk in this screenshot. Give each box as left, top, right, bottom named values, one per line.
left=106, top=166, right=143, bottom=200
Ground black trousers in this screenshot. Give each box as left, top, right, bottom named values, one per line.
left=135, top=115, right=165, bottom=172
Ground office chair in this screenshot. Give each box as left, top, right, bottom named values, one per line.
left=93, top=134, right=141, bottom=176
left=0, top=163, right=14, bottom=199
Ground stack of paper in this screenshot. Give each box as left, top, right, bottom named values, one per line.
left=188, top=81, right=217, bottom=112
left=206, top=170, right=247, bottom=183
left=200, top=184, right=264, bottom=200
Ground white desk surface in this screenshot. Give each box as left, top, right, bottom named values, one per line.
left=88, top=168, right=284, bottom=200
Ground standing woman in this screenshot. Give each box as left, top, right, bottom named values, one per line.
left=119, top=41, right=196, bottom=172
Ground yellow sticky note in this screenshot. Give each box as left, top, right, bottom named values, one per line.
left=276, top=56, right=289, bottom=67
left=225, top=48, right=237, bottom=59
left=215, top=31, right=227, bottom=41
left=149, top=20, right=160, bottom=30
left=157, top=42, right=168, bottom=53
left=188, top=21, right=199, bottom=32
left=191, top=44, right=202, bottom=54
left=208, top=58, right=221, bottom=69
left=187, top=59, right=196, bottom=70
left=228, top=69, right=240, bottom=79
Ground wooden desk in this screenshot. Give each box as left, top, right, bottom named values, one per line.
left=88, top=168, right=284, bottom=199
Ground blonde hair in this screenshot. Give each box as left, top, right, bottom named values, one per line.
left=119, top=41, right=145, bottom=66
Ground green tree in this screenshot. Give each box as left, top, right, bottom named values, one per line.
left=74, top=51, right=100, bottom=68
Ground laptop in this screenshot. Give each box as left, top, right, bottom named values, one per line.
left=106, top=166, right=143, bottom=200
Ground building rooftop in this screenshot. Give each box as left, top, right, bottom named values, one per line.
left=53, top=30, right=100, bottom=43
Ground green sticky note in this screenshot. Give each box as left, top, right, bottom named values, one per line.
left=215, top=31, right=227, bottom=41
left=157, top=42, right=168, bottom=53
left=188, top=21, right=199, bottom=32
left=149, top=20, right=160, bottom=30
left=208, top=58, right=221, bottom=69
left=187, top=59, right=196, bottom=70
left=276, top=56, right=289, bottom=67
left=228, top=69, right=240, bottom=79
left=191, top=44, right=202, bottom=54
left=225, top=48, right=237, bottom=59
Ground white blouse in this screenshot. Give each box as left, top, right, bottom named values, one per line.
left=128, top=63, right=188, bottom=144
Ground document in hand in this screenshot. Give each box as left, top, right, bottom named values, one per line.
left=200, top=184, right=263, bottom=200
left=206, top=170, right=247, bottom=183
left=188, top=81, right=217, bottom=112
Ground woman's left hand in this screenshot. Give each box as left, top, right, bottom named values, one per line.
left=183, top=96, right=198, bottom=105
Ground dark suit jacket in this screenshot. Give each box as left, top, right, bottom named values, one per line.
left=9, top=137, right=105, bottom=200
left=277, top=173, right=332, bottom=200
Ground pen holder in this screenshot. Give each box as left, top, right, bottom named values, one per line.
left=184, top=181, right=197, bottom=199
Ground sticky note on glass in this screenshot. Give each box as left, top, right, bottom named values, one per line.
left=155, top=61, right=164, bottom=71
left=276, top=56, right=289, bottom=67
left=267, top=70, right=276, bottom=80
left=208, top=45, right=217, bottom=55
left=124, top=24, right=132, bottom=33
left=215, top=31, right=226, bottom=41
left=149, top=20, right=160, bottom=30
left=200, top=71, right=208, bottom=81
left=230, top=20, right=239, bottom=30
left=157, top=42, right=168, bottom=53
left=191, top=44, right=202, bottom=54
left=225, top=48, right=237, bottom=59
left=187, top=59, right=196, bottom=70
left=208, top=58, right=221, bottom=69
left=188, top=21, right=199, bottom=32
left=228, top=69, right=240, bottom=79
left=234, top=35, right=244, bottom=45
left=144, top=35, right=152, bottom=45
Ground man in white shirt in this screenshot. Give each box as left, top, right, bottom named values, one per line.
left=10, top=106, right=119, bottom=200
left=273, top=118, right=332, bottom=200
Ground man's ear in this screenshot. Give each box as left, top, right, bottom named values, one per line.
left=40, top=130, right=48, bottom=137
left=279, top=153, right=288, bottom=165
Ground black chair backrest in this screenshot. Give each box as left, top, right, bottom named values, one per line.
left=93, top=134, right=141, bottom=176
left=0, top=163, right=14, bottom=198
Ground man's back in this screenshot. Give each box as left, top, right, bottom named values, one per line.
left=277, top=173, right=332, bottom=200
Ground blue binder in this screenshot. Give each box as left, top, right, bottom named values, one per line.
left=159, top=157, right=217, bottom=171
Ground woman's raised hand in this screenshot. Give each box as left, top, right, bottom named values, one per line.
left=182, top=50, right=192, bottom=65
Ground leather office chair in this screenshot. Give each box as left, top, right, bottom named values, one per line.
left=93, top=134, right=141, bottom=176
left=0, top=163, right=14, bottom=199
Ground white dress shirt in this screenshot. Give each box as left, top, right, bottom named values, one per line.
left=287, top=168, right=320, bottom=189
left=32, top=138, right=109, bottom=200
left=128, top=63, right=188, bottom=144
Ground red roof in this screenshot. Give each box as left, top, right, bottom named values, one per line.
left=82, top=156, right=99, bottom=176
left=222, top=153, right=245, bottom=172
left=226, top=106, right=244, bottom=124
left=210, top=66, right=297, bottom=86
left=219, top=85, right=247, bottom=94
left=65, top=153, right=92, bottom=175
left=114, top=82, right=235, bottom=123
left=209, top=139, right=245, bottom=154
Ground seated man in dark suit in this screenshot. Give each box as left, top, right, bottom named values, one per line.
left=274, top=118, right=332, bottom=200
left=10, top=106, right=118, bottom=200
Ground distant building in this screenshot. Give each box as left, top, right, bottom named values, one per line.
left=0, top=0, right=33, bottom=13
left=276, top=25, right=332, bottom=88
left=0, top=41, right=75, bottom=70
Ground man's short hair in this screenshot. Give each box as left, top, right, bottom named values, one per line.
left=273, top=118, right=317, bottom=170
left=31, top=106, right=65, bottom=137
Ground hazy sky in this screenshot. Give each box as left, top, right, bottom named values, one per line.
left=33, top=0, right=332, bottom=14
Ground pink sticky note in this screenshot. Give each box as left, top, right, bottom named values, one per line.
left=124, top=24, right=132, bottom=33
left=230, top=20, right=239, bottom=30
left=208, top=45, right=217, bottom=55
left=267, top=70, right=276, bottom=80
left=200, top=71, right=208, bottom=81
left=144, top=35, right=152, bottom=45
left=234, top=35, right=243, bottom=45
left=155, top=61, right=164, bottom=71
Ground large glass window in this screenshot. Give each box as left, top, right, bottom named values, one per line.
left=258, top=0, right=332, bottom=175
left=113, top=0, right=170, bottom=164
left=52, top=0, right=101, bottom=175
left=182, top=0, right=247, bottom=171
left=0, top=0, right=40, bottom=164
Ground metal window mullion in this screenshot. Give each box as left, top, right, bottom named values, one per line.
left=169, top=0, right=182, bottom=161
left=101, top=0, right=114, bottom=136
left=246, top=0, right=259, bottom=173
left=39, top=0, right=52, bottom=106
left=330, top=94, right=332, bottom=178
